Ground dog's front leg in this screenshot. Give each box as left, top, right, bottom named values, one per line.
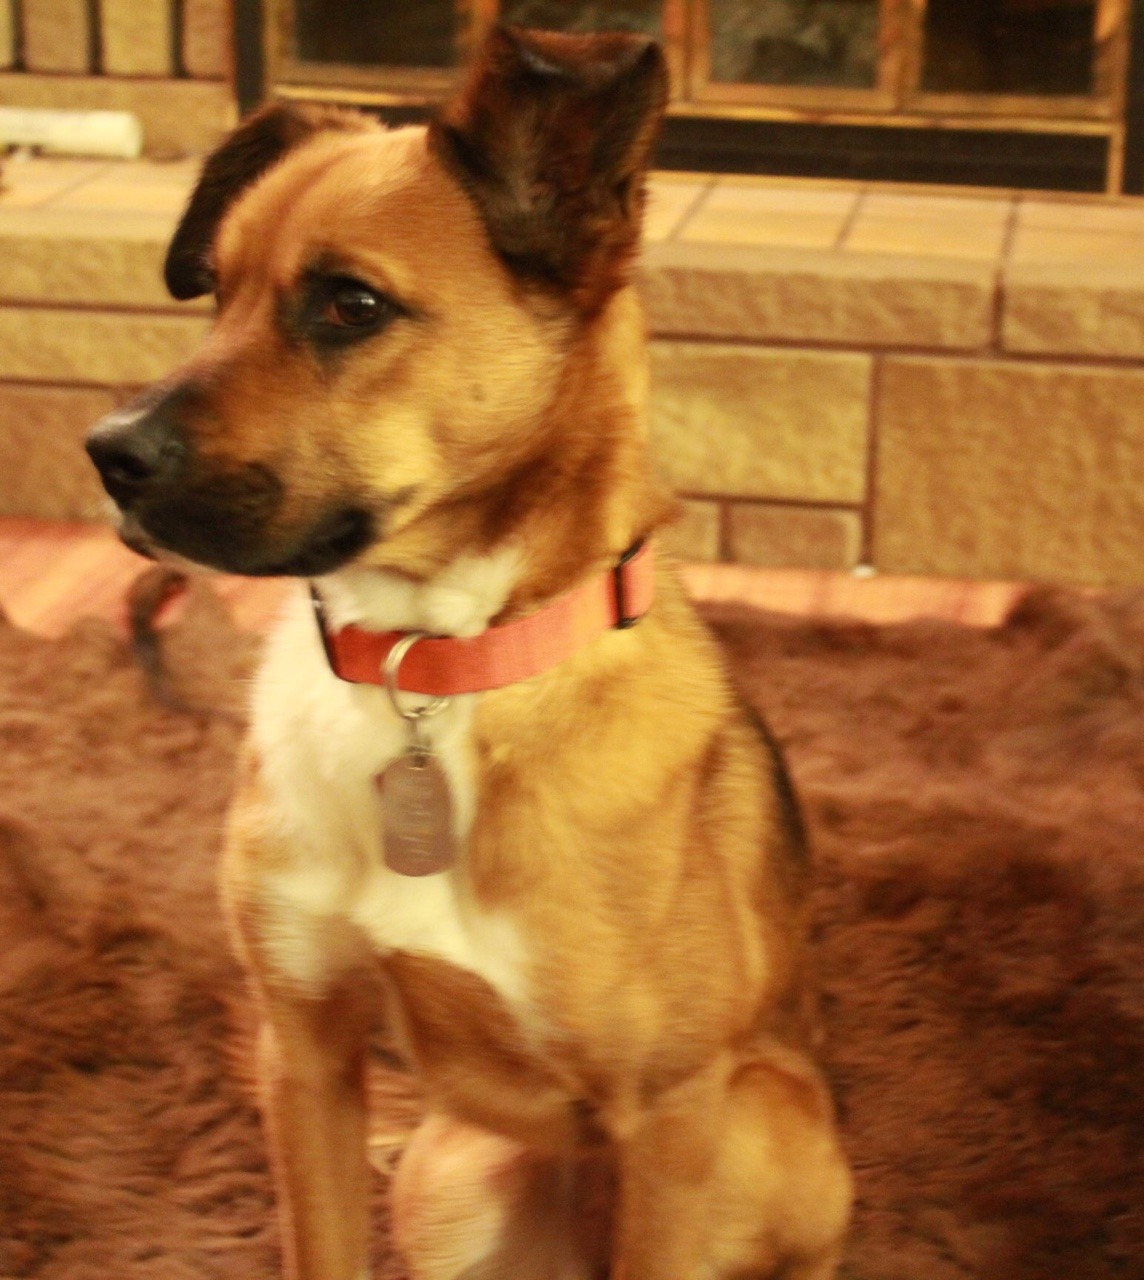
left=257, top=985, right=372, bottom=1280
left=611, top=1055, right=730, bottom=1280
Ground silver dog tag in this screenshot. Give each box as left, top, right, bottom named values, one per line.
left=377, top=747, right=457, bottom=877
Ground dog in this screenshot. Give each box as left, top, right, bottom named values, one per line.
left=86, top=25, right=851, bottom=1280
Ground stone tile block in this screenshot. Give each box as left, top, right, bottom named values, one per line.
left=0, top=308, right=210, bottom=384
left=845, top=194, right=1011, bottom=263
left=726, top=503, right=862, bottom=570
left=1010, top=226, right=1144, bottom=265
left=874, top=357, right=1144, bottom=586
left=1017, top=198, right=1144, bottom=236
left=640, top=243, right=994, bottom=350
left=0, top=209, right=193, bottom=308
left=182, top=0, right=229, bottom=78
left=101, top=0, right=173, bottom=75
left=660, top=498, right=721, bottom=562
left=0, top=72, right=234, bottom=157
left=682, top=182, right=857, bottom=250
left=21, top=0, right=89, bottom=71
left=1003, top=261, right=1144, bottom=359
left=0, top=384, right=114, bottom=519
left=52, top=175, right=191, bottom=216
left=650, top=343, right=870, bottom=503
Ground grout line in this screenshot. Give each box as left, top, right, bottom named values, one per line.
left=676, top=491, right=864, bottom=515
left=991, top=195, right=1023, bottom=351
left=860, top=354, right=883, bottom=567
left=832, top=187, right=868, bottom=252
left=0, top=298, right=206, bottom=317
left=648, top=329, right=1144, bottom=370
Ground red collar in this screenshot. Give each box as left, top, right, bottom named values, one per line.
left=310, top=541, right=655, bottom=697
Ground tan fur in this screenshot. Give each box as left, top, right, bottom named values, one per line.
left=103, top=28, right=851, bottom=1280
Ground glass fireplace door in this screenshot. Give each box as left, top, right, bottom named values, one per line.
left=266, top=0, right=1133, bottom=190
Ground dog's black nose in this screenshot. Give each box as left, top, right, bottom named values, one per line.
left=87, top=406, right=186, bottom=506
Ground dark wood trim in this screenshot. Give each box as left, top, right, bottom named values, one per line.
left=85, top=0, right=101, bottom=74
left=1122, top=0, right=1144, bottom=192
left=234, top=0, right=265, bottom=115
left=11, top=0, right=25, bottom=70
left=170, top=0, right=186, bottom=78
left=655, top=116, right=1109, bottom=192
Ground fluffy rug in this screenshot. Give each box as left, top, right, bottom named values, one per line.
left=1, top=575, right=1142, bottom=1280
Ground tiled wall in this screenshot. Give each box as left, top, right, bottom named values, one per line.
left=0, top=0, right=233, bottom=155
left=2, top=158, right=1144, bottom=588
left=643, top=176, right=1144, bottom=588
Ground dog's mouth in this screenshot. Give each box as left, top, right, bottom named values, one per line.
left=119, top=504, right=377, bottom=579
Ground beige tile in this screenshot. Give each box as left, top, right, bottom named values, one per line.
left=682, top=182, right=858, bottom=249
left=651, top=342, right=870, bottom=503
left=641, top=242, right=995, bottom=350
left=660, top=498, right=722, bottom=562
left=1010, top=226, right=1144, bottom=265
left=0, top=385, right=115, bottom=519
left=0, top=307, right=210, bottom=383
left=1002, top=260, right=1144, bottom=359
left=1018, top=198, right=1144, bottom=236
left=0, top=158, right=111, bottom=209
left=0, top=209, right=197, bottom=307
left=182, top=0, right=229, bottom=78
left=725, top=503, right=863, bottom=571
left=644, top=177, right=709, bottom=244
left=92, top=158, right=202, bottom=187
left=21, top=0, right=89, bottom=71
left=845, top=216, right=1007, bottom=262
left=52, top=179, right=190, bottom=216
left=859, top=193, right=1012, bottom=222
left=101, top=0, right=173, bottom=75
left=704, top=181, right=859, bottom=214
left=845, top=192, right=1011, bottom=261
left=874, top=357, right=1144, bottom=586
left=0, top=72, right=235, bottom=158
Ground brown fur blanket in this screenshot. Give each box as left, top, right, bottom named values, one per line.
left=0, top=577, right=1141, bottom=1279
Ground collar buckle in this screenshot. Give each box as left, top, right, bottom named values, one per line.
left=612, top=539, right=646, bottom=630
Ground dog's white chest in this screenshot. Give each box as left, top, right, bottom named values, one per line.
left=246, top=571, right=529, bottom=1008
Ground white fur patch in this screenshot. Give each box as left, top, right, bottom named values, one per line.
left=246, top=549, right=530, bottom=1009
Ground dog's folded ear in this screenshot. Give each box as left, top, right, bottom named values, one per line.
left=164, top=102, right=373, bottom=301
left=431, top=24, right=669, bottom=314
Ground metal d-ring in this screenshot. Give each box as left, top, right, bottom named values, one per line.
left=382, top=633, right=450, bottom=731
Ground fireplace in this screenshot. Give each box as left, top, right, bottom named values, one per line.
left=238, top=0, right=1144, bottom=193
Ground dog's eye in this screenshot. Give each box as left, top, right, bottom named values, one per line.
left=325, top=281, right=386, bottom=329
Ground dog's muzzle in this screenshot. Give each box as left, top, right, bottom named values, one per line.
left=86, top=394, right=375, bottom=577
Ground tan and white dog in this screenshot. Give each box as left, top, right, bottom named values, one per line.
left=86, top=25, right=851, bottom=1280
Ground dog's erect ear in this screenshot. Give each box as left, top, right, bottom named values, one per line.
left=164, top=102, right=373, bottom=301
left=430, top=24, right=669, bottom=314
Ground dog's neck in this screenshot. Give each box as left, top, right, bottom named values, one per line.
left=317, top=287, right=671, bottom=638
left=314, top=547, right=522, bottom=637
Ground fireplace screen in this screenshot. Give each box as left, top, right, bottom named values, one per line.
left=266, top=0, right=1134, bottom=192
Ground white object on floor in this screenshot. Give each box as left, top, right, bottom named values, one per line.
left=0, top=108, right=143, bottom=159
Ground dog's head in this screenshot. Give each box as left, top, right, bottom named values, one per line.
left=86, top=26, right=668, bottom=579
